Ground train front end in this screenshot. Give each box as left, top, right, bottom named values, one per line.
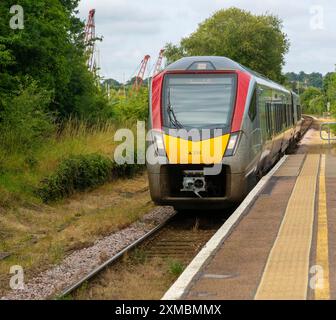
left=147, top=57, right=253, bottom=210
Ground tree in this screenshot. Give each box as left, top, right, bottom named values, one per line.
left=284, top=72, right=323, bottom=91
left=300, top=87, right=325, bottom=114
left=164, top=8, right=290, bottom=83
left=102, top=78, right=122, bottom=90
left=323, top=72, right=336, bottom=113
left=308, top=72, right=323, bottom=88
left=0, top=0, right=107, bottom=119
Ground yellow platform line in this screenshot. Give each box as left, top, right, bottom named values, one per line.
left=255, top=154, right=320, bottom=300
left=314, top=154, right=330, bottom=299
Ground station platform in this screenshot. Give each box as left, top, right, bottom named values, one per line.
left=163, top=120, right=336, bottom=300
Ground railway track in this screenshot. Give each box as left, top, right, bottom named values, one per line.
left=59, top=210, right=230, bottom=299
left=58, top=212, right=176, bottom=298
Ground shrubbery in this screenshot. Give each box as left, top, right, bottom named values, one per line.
left=37, top=154, right=143, bottom=202
left=111, top=88, right=149, bottom=123
left=0, top=1, right=150, bottom=205
left=300, top=87, right=325, bottom=115
left=300, top=73, right=336, bottom=116
left=0, top=81, right=55, bottom=154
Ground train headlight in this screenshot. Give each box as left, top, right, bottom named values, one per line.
left=225, top=132, right=240, bottom=157
left=152, top=131, right=166, bottom=157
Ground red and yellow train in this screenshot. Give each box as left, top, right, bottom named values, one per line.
left=147, top=56, right=302, bottom=210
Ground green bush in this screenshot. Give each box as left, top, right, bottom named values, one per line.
left=112, top=87, right=149, bottom=123
left=300, top=87, right=325, bottom=115
left=36, top=154, right=143, bottom=202
left=0, top=81, right=54, bottom=153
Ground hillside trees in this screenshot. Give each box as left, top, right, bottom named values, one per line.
left=285, top=72, right=323, bottom=89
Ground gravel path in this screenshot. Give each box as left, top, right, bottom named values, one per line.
left=1, top=206, right=175, bottom=300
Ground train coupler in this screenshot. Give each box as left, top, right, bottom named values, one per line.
left=180, top=170, right=206, bottom=198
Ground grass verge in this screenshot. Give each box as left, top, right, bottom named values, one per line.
left=0, top=173, right=152, bottom=296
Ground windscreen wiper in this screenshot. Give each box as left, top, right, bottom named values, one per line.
left=167, top=89, right=183, bottom=129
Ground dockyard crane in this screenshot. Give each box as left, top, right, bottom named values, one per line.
left=84, top=9, right=98, bottom=73
left=153, top=49, right=165, bottom=77
left=132, top=55, right=151, bottom=92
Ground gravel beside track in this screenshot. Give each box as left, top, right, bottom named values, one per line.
left=1, top=206, right=175, bottom=300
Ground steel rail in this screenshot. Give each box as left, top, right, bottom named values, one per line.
left=58, top=212, right=176, bottom=298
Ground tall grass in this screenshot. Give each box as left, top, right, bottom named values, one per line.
left=0, top=83, right=149, bottom=206
left=0, top=119, right=134, bottom=206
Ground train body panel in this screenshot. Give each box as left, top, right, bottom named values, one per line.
left=147, top=56, right=302, bottom=210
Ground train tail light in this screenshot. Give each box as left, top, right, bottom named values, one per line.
left=225, top=132, right=240, bottom=157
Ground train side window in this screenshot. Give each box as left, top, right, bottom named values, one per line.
left=265, top=102, right=271, bottom=136
left=274, top=104, right=278, bottom=133
left=248, top=90, right=257, bottom=121
left=278, top=105, right=281, bottom=131
left=269, top=103, right=273, bottom=135
left=284, top=104, right=287, bottom=128
left=280, top=106, right=284, bottom=130
left=298, top=105, right=302, bottom=120
left=291, top=103, right=294, bottom=125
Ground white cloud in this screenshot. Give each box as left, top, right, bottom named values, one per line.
left=78, top=0, right=336, bottom=82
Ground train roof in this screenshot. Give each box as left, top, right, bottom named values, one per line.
left=165, top=56, right=290, bottom=93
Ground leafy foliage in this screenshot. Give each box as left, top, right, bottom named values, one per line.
left=0, top=81, right=54, bottom=153
left=323, top=73, right=336, bottom=112
left=111, top=88, right=149, bottom=122
left=300, top=87, right=325, bottom=114
left=300, top=73, right=336, bottom=115
left=164, top=8, right=289, bottom=82
left=0, top=1, right=148, bottom=205
left=36, top=154, right=142, bottom=202
left=0, top=0, right=108, bottom=120
left=101, top=78, right=122, bottom=90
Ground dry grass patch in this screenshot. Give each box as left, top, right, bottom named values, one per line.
left=0, top=173, right=152, bottom=296
left=73, top=256, right=180, bottom=300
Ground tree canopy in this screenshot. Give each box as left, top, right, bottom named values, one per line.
left=164, top=8, right=290, bottom=83
left=299, top=73, right=336, bottom=115
left=0, top=0, right=106, bottom=120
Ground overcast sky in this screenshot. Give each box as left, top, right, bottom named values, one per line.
left=78, top=0, right=336, bottom=82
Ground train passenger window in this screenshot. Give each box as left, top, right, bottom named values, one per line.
left=284, top=105, right=287, bottom=128
left=291, top=103, right=295, bottom=125
left=265, top=102, right=273, bottom=137
left=298, top=105, right=302, bottom=120
left=280, top=106, right=284, bottom=130
left=277, top=105, right=280, bottom=133
left=274, top=104, right=278, bottom=133
left=248, top=90, right=257, bottom=121
left=265, top=103, right=269, bottom=133
left=289, top=104, right=293, bottom=125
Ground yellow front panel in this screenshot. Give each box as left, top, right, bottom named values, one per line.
left=163, top=134, right=230, bottom=164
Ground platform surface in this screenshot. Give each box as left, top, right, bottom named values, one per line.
left=164, top=120, right=336, bottom=300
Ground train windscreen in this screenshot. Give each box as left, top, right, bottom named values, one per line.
left=163, top=74, right=237, bottom=131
